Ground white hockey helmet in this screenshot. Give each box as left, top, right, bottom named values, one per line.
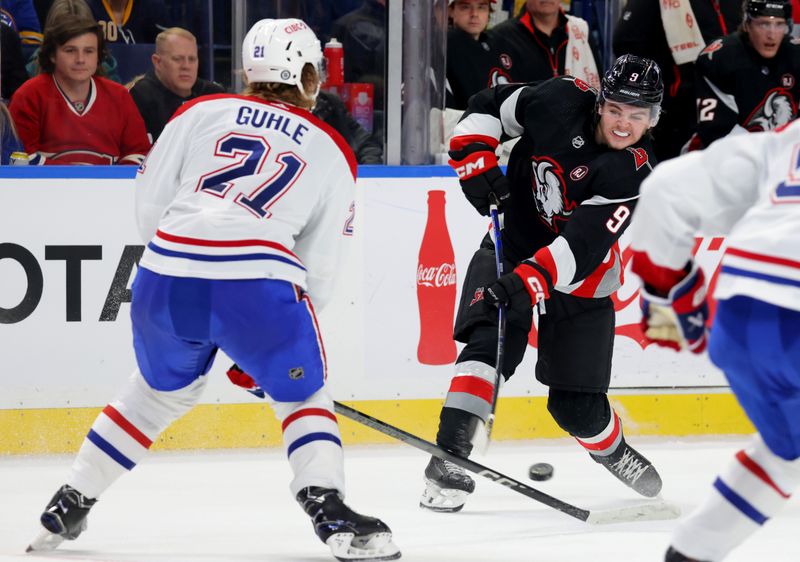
left=242, top=18, right=324, bottom=92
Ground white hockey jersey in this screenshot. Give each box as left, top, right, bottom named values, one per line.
left=135, top=94, right=357, bottom=311
left=629, top=120, right=800, bottom=313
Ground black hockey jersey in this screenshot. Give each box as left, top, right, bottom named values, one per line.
left=692, top=32, right=800, bottom=148
left=488, top=11, right=571, bottom=83
left=452, top=77, right=656, bottom=298
left=446, top=27, right=510, bottom=110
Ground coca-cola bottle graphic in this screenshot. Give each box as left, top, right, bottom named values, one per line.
left=417, top=190, right=458, bottom=365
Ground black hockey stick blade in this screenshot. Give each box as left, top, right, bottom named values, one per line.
left=333, top=401, right=681, bottom=524
left=333, top=401, right=589, bottom=522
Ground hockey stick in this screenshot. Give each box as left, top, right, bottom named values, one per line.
left=333, top=401, right=680, bottom=524
left=471, top=197, right=506, bottom=454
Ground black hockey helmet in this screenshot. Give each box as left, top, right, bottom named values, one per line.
left=598, top=54, right=663, bottom=125
left=744, top=0, right=792, bottom=20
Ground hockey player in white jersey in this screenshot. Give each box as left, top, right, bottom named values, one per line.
left=628, top=122, right=800, bottom=561
left=27, top=18, right=400, bottom=562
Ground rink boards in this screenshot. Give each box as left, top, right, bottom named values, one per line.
left=0, top=167, right=753, bottom=454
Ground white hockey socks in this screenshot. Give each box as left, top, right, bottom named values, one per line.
left=272, top=385, right=346, bottom=498
left=671, top=435, right=800, bottom=561
left=67, top=371, right=206, bottom=499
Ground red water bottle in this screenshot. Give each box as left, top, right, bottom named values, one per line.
left=417, top=190, right=458, bottom=365
left=323, top=38, right=344, bottom=88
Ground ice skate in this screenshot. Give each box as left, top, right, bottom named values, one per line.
left=420, top=456, right=476, bottom=513
left=593, top=442, right=662, bottom=497
left=665, top=546, right=707, bottom=562
left=297, top=486, right=401, bottom=561
left=27, top=484, right=97, bottom=552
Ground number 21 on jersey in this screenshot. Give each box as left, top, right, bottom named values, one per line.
left=196, top=132, right=306, bottom=218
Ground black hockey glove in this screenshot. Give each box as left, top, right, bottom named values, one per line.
left=484, top=260, right=553, bottom=314
left=449, top=147, right=510, bottom=216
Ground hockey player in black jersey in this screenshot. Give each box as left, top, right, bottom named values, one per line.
left=687, top=0, right=800, bottom=151
left=420, top=55, right=666, bottom=513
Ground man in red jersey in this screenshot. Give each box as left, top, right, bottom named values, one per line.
left=10, top=10, right=149, bottom=164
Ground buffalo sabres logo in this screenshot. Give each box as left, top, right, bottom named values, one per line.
left=530, top=157, right=576, bottom=232
left=488, top=68, right=511, bottom=87
left=746, top=88, right=796, bottom=132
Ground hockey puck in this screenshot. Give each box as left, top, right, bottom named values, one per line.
left=528, top=462, right=554, bottom=481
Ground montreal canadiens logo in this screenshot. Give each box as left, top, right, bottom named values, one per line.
left=417, top=263, right=457, bottom=287
left=570, top=166, right=589, bottom=181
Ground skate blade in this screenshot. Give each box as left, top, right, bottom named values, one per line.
left=585, top=499, right=681, bottom=525
left=419, top=481, right=469, bottom=513
left=26, top=528, right=65, bottom=552
left=326, top=531, right=401, bottom=561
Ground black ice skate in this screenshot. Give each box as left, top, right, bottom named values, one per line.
left=27, top=484, right=97, bottom=552
left=297, top=486, right=401, bottom=561
left=419, top=456, right=476, bottom=513
left=665, top=546, right=708, bottom=562
left=592, top=442, right=663, bottom=497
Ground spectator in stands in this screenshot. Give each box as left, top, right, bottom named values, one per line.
left=686, top=0, right=800, bottom=150
left=613, top=0, right=742, bottom=160
left=313, top=89, right=383, bottom=163
left=0, top=102, right=25, bottom=163
left=86, top=0, right=170, bottom=44
left=446, top=0, right=510, bottom=110
left=2, top=16, right=29, bottom=100
left=26, top=0, right=121, bottom=83
left=9, top=11, right=150, bottom=164
left=129, top=27, right=224, bottom=142
left=1, top=0, right=42, bottom=43
left=488, top=0, right=601, bottom=88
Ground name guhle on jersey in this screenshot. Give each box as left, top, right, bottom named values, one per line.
left=235, top=105, right=310, bottom=145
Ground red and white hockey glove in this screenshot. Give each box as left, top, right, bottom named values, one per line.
left=632, top=254, right=709, bottom=354
left=226, top=363, right=266, bottom=399
left=485, top=260, right=553, bottom=313
left=448, top=145, right=510, bottom=216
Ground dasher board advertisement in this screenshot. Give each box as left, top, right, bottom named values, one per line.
left=0, top=168, right=726, bottom=411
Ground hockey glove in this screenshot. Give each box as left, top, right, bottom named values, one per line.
left=449, top=147, right=510, bottom=216
left=226, top=363, right=266, bottom=399
left=635, top=259, right=709, bottom=354
left=485, top=260, right=553, bottom=314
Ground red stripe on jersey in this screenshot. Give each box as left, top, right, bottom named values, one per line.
left=155, top=230, right=301, bottom=261
left=102, top=405, right=152, bottom=448
left=736, top=450, right=791, bottom=499
left=571, top=244, right=620, bottom=298
left=448, top=376, right=494, bottom=403
left=450, top=134, right=501, bottom=151
left=533, top=246, right=558, bottom=286
left=707, top=237, right=724, bottom=251
left=170, top=94, right=357, bottom=181
left=281, top=408, right=337, bottom=432
left=576, top=413, right=620, bottom=452
left=726, top=247, right=800, bottom=271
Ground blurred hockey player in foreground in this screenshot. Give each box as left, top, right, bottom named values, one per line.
left=629, top=120, right=800, bottom=560
left=420, top=55, right=666, bottom=514
left=27, top=18, right=400, bottom=562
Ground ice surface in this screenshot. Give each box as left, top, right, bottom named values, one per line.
left=2, top=436, right=797, bottom=561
